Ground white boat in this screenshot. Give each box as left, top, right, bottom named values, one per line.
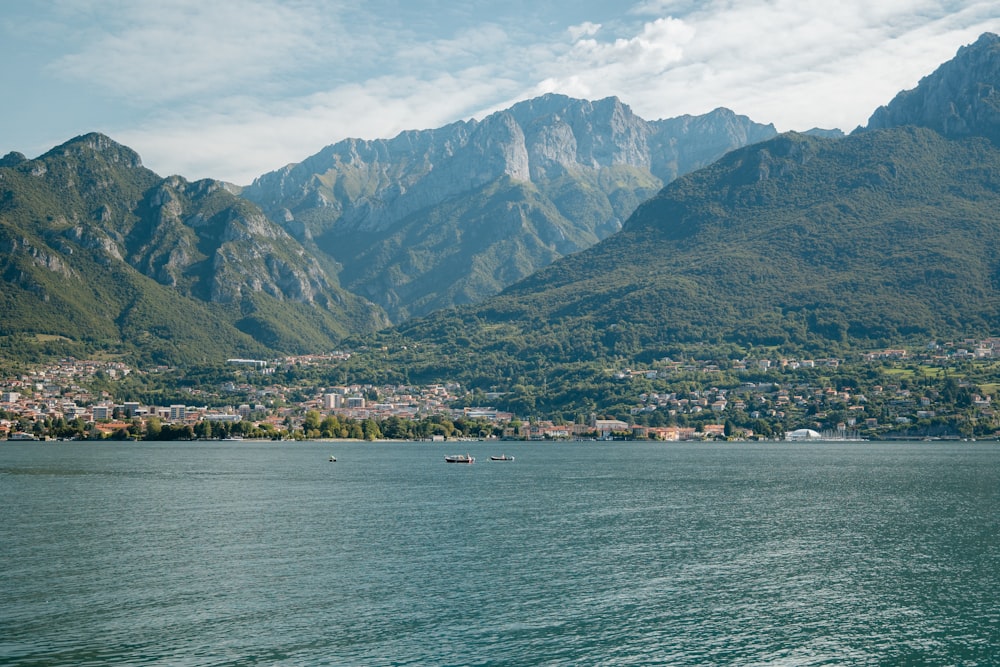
left=444, top=454, right=474, bottom=464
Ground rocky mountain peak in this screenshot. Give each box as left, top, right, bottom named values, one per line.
left=44, top=132, right=145, bottom=169
left=862, top=32, right=1000, bottom=143
left=504, top=94, right=651, bottom=174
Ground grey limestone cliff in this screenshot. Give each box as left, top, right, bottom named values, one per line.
left=863, top=32, right=1000, bottom=143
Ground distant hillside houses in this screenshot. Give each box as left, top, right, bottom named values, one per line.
left=6, top=334, right=1000, bottom=441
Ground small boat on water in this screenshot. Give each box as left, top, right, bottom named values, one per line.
left=329, top=455, right=337, bottom=462
left=444, top=454, right=475, bottom=464
left=490, top=454, right=514, bottom=461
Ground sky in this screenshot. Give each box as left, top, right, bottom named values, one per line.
left=2, top=1, right=999, bottom=185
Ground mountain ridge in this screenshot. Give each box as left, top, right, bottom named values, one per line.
left=244, top=96, right=777, bottom=223
left=0, top=133, right=387, bottom=364
left=242, top=94, right=777, bottom=321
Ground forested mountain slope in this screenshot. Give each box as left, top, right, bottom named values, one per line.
left=0, top=134, right=387, bottom=364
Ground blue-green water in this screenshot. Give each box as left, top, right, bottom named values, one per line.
left=2, top=440, right=998, bottom=665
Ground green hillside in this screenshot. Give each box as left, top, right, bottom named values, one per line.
left=505, top=127, right=1000, bottom=349
left=339, top=127, right=1000, bottom=399
left=0, top=134, right=386, bottom=365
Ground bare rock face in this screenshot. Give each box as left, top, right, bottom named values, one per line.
left=242, top=94, right=776, bottom=236
left=863, top=33, right=1000, bottom=144
left=121, top=174, right=342, bottom=306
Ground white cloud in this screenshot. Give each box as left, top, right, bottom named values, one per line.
left=48, top=0, right=341, bottom=104
left=33, top=0, right=528, bottom=182
left=531, top=17, right=694, bottom=101
left=520, top=0, right=1000, bottom=134
left=119, top=67, right=519, bottom=184
left=16, top=0, right=1000, bottom=183
left=568, top=21, right=602, bottom=40
left=572, top=17, right=692, bottom=69
left=628, top=0, right=694, bottom=16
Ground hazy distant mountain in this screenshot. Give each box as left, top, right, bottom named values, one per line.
left=349, top=33, right=1000, bottom=397
left=0, top=133, right=386, bottom=365
left=242, top=95, right=777, bottom=321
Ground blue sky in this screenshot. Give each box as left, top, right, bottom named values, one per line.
left=2, top=1, right=999, bottom=184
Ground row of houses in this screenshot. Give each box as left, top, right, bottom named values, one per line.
left=498, top=418, right=736, bottom=441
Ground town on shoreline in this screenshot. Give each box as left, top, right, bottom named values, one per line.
left=3, top=338, right=1000, bottom=443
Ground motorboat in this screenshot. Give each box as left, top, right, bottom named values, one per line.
left=490, top=454, right=514, bottom=461
left=444, top=454, right=475, bottom=464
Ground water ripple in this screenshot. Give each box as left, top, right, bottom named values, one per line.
left=2, top=440, right=998, bottom=665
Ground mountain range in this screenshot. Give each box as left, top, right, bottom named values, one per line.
left=242, top=96, right=776, bottom=322
left=0, top=96, right=777, bottom=363
left=2, top=33, right=1000, bottom=378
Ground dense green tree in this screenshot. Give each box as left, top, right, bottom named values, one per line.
left=362, top=419, right=382, bottom=441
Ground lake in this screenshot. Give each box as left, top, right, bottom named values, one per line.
left=2, top=440, right=998, bottom=665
